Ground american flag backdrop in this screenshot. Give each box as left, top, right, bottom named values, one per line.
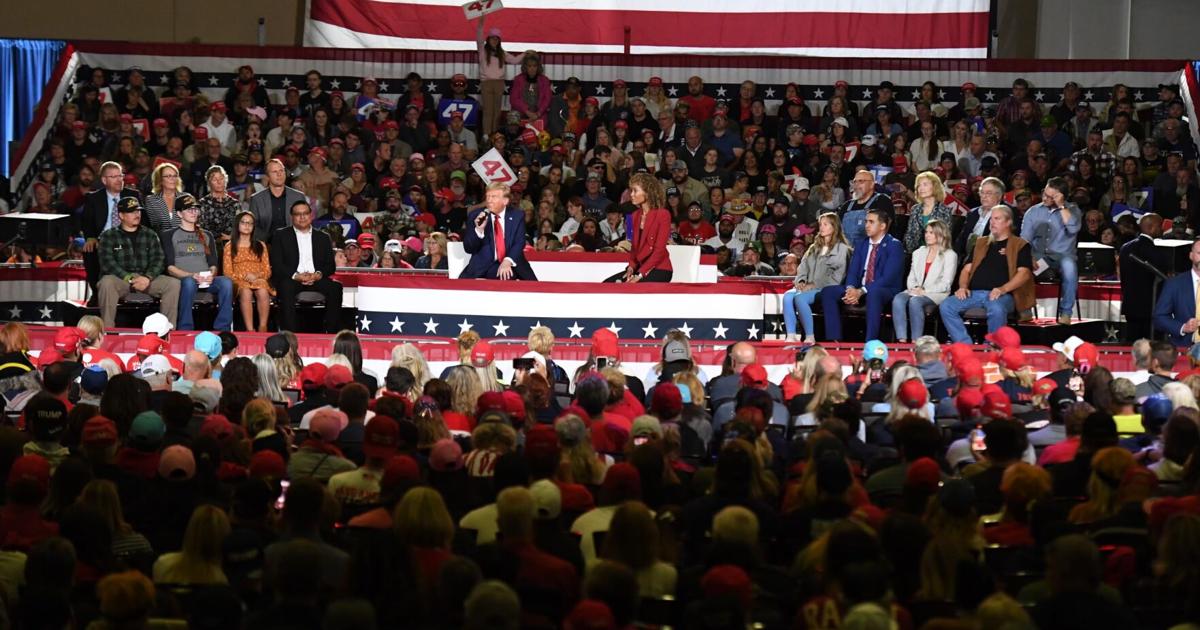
left=305, top=0, right=993, bottom=57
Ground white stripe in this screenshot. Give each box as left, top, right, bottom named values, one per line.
left=307, top=23, right=987, bottom=57
left=355, top=286, right=763, bottom=319
left=306, top=23, right=624, bottom=52
left=1180, top=68, right=1200, bottom=156
left=364, top=0, right=991, bottom=13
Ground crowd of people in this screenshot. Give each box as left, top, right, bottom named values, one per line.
left=7, top=29, right=1199, bottom=341
left=1, top=310, right=1200, bottom=628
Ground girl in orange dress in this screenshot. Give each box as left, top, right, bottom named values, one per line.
left=223, top=211, right=273, bottom=332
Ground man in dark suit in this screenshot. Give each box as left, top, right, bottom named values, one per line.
left=1153, top=239, right=1200, bottom=347
left=269, top=200, right=343, bottom=333
left=1119, top=213, right=1167, bottom=341
left=461, top=183, right=537, bottom=280
left=819, top=208, right=904, bottom=341
left=81, top=161, right=142, bottom=292
left=249, top=159, right=306, bottom=242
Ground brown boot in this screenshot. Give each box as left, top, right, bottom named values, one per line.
left=1057, top=314, right=1072, bottom=326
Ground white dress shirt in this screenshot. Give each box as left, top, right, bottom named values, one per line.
left=475, top=209, right=514, bottom=265
left=860, top=236, right=884, bottom=288
left=295, top=227, right=316, bottom=275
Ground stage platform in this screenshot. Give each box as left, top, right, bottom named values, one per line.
left=1, top=262, right=1128, bottom=347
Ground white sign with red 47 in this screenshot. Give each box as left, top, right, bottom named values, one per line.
left=462, top=0, right=503, bottom=20
left=471, top=148, right=516, bottom=185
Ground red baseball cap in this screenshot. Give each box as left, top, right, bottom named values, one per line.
left=135, top=334, right=166, bottom=356
left=956, top=359, right=984, bottom=387
left=210, top=102, right=226, bottom=112
left=740, top=364, right=769, bottom=389
left=905, top=457, right=942, bottom=491
left=476, top=391, right=507, bottom=416
left=248, top=450, right=286, bottom=479
left=383, top=120, right=399, bottom=130
left=1074, top=342, right=1100, bottom=371
left=81, top=416, right=118, bottom=446
left=119, top=113, right=133, bottom=122
left=1033, top=378, right=1057, bottom=396
left=592, top=328, right=619, bottom=359
left=192, top=127, right=209, bottom=140
left=363, top=416, right=400, bottom=459
left=985, top=326, right=1021, bottom=350
left=53, top=327, right=85, bottom=353
left=648, top=76, right=663, bottom=87
left=382, top=454, right=421, bottom=488
left=36, top=349, right=63, bottom=369
left=324, top=365, right=353, bottom=389
left=152, top=118, right=169, bottom=128
left=961, top=82, right=977, bottom=92
left=955, top=387, right=984, bottom=418
left=502, top=390, right=526, bottom=421
left=471, top=341, right=494, bottom=368
left=299, top=363, right=328, bottom=389
left=897, top=378, right=928, bottom=409
left=308, top=147, right=328, bottom=162
left=834, top=80, right=849, bottom=89
left=982, top=390, right=1012, bottom=419
left=999, top=347, right=1026, bottom=371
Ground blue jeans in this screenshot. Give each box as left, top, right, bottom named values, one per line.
left=939, top=290, right=1015, bottom=344
left=891, top=292, right=936, bottom=341
left=178, top=275, right=233, bottom=331
left=782, top=288, right=822, bottom=337
left=1046, top=255, right=1078, bottom=316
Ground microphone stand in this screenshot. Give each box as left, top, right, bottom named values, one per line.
left=1128, top=253, right=1167, bottom=341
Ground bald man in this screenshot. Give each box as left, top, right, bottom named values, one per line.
left=1119, top=213, right=1166, bottom=342
left=706, top=342, right=782, bottom=406
left=172, top=350, right=212, bottom=395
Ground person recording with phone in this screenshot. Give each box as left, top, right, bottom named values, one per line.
left=461, top=182, right=538, bottom=280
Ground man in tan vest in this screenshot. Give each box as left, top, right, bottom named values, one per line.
left=940, top=205, right=1035, bottom=343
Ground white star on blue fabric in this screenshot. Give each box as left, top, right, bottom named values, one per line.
left=747, top=324, right=760, bottom=339
left=667, top=86, right=678, bottom=97
left=457, top=318, right=473, bottom=334
left=813, top=88, right=824, bottom=99
left=607, top=322, right=621, bottom=335
left=358, top=316, right=372, bottom=332
left=764, top=87, right=775, bottom=98
left=713, top=322, right=728, bottom=338
left=642, top=322, right=658, bottom=338
left=715, top=86, right=727, bottom=97
left=677, top=322, right=693, bottom=337
left=330, top=79, right=341, bottom=89
left=424, top=318, right=439, bottom=334
left=7, top=305, right=20, bottom=319
left=389, top=317, right=404, bottom=333
left=492, top=320, right=509, bottom=336
left=567, top=322, right=584, bottom=338
left=379, top=81, right=390, bottom=92
left=208, top=75, right=219, bottom=86
left=38, top=305, right=52, bottom=319
left=280, top=77, right=292, bottom=88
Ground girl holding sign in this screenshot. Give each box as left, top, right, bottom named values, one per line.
left=476, top=17, right=525, bottom=139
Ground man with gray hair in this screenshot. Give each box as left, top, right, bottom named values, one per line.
left=954, top=176, right=1007, bottom=259
left=913, top=336, right=949, bottom=393
left=172, top=350, right=212, bottom=395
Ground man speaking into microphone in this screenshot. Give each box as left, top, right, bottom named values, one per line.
left=461, top=182, right=538, bottom=280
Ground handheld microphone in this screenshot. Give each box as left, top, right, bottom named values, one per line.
left=475, top=209, right=490, bottom=228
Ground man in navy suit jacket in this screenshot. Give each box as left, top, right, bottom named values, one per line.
left=819, top=208, right=904, bottom=341
left=1154, top=239, right=1200, bottom=347
left=461, top=183, right=538, bottom=280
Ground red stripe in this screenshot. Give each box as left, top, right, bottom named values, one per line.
left=69, top=40, right=1185, bottom=73
left=311, top=0, right=988, bottom=50
left=12, top=43, right=75, bottom=179
left=0, top=265, right=86, bottom=282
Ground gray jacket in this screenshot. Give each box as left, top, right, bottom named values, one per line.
left=795, top=241, right=851, bottom=288
left=248, top=186, right=306, bottom=242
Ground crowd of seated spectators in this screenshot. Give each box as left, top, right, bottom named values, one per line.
left=5, top=60, right=1197, bottom=340
left=2, top=312, right=1200, bottom=628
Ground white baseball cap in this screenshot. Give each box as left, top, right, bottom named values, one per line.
left=1051, top=336, right=1085, bottom=360
left=142, top=313, right=173, bottom=337
left=136, top=354, right=173, bottom=378
left=384, top=239, right=403, bottom=253
left=792, top=176, right=811, bottom=192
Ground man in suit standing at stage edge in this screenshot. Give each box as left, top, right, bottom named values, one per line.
left=461, top=182, right=538, bottom=280
left=1154, top=239, right=1200, bottom=347
left=82, top=161, right=141, bottom=291
left=270, top=200, right=342, bottom=333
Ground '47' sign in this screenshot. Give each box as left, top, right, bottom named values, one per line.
left=462, top=0, right=503, bottom=20
left=472, top=148, right=516, bottom=185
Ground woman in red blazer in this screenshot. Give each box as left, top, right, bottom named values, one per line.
left=607, top=172, right=674, bottom=283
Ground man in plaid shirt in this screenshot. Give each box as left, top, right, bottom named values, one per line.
left=96, top=197, right=181, bottom=328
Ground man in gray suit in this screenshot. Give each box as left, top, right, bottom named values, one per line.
left=249, top=159, right=306, bottom=242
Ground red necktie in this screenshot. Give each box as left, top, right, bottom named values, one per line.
left=494, top=214, right=506, bottom=262
left=865, top=242, right=878, bottom=284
